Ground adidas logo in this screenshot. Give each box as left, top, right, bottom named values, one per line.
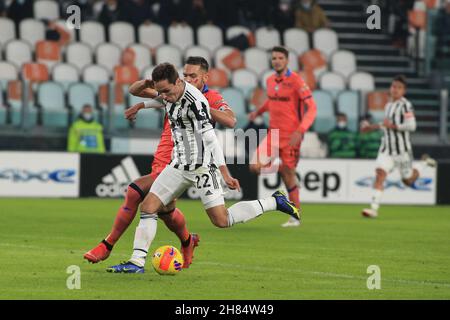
left=205, top=190, right=213, bottom=196
left=95, top=157, right=141, bottom=197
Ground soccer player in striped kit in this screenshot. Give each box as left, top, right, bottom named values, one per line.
left=361, top=75, right=436, bottom=218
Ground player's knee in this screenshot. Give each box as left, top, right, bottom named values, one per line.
left=375, top=168, right=387, bottom=179
left=211, top=217, right=228, bottom=228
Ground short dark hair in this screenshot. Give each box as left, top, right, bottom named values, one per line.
left=336, top=112, right=347, bottom=119
left=152, top=62, right=179, bottom=84
left=185, top=56, right=209, bottom=71
left=271, top=46, right=289, bottom=58
left=393, top=75, right=407, bottom=88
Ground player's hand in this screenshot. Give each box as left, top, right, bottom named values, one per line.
left=289, top=131, right=303, bottom=147
left=224, top=176, right=241, bottom=192
left=145, top=79, right=155, bottom=89
left=124, top=103, right=143, bottom=121
left=383, top=119, right=397, bottom=129
left=248, top=111, right=258, bottom=122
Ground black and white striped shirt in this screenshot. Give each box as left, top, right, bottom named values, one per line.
left=163, top=82, right=215, bottom=170
left=379, top=97, right=416, bottom=156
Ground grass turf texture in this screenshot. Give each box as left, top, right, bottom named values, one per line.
left=0, top=198, right=449, bottom=300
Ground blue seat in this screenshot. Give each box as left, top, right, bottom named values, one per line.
left=220, top=87, right=247, bottom=128
left=37, top=82, right=68, bottom=127
left=68, top=82, right=96, bottom=120
left=128, top=94, right=161, bottom=130
left=312, top=90, right=335, bottom=133
left=7, top=84, right=38, bottom=128
left=337, top=90, right=359, bottom=132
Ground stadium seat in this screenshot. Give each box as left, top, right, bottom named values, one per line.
left=82, top=64, right=110, bottom=89
left=128, top=44, right=152, bottom=73
left=313, top=28, right=339, bottom=58
left=248, top=86, right=269, bottom=125
left=207, top=68, right=229, bottom=89
left=260, top=69, right=273, bottom=89
left=301, top=132, right=327, bottom=158
left=220, top=87, right=247, bottom=128
left=331, top=50, right=356, bottom=79
left=6, top=80, right=38, bottom=127
left=423, top=0, right=438, bottom=9
left=5, top=40, right=32, bottom=69
left=109, top=22, right=135, bottom=49
left=114, top=65, right=139, bottom=85
left=226, top=25, right=251, bottom=41
left=283, top=28, right=309, bottom=56
left=298, top=70, right=317, bottom=91
left=80, top=21, right=106, bottom=50
left=337, top=90, right=359, bottom=132
left=232, top=69, right=258, bottom=98
left=184, top=46, right=211, bottom=65
left=22, top=63, right=49, bottom=83
left=244, top=48, right=270, bottom=76
left=37, top=81, right=68, bottom=127
left=255, top=27, right=281, bottom=50
left=312, top=90, right=335, bottom=133
left=215, top=47, right=244, bottom=74
left=68, top=82, right=96, bottom=116
left=138, top=23, right=164, bottom=50
left=95, top=43, right=121, bottom=74
left=128, top=94, right=161, bottom=130
left=0, top=62, right=19, bottom=89
left=168, top=24, right=194, bottom=51
left=51, top=63, right=79, bottom=90
left=66, top=42, right=93, bottom=71
left=348, top=72, right=375, bottom=92
left=142, top=66, right=155, bottom=79
left=33, top=0, right=60, bottom=20
left=299, top=49, right=328, bottom=78
left=155, top=45, right=182, bottom=67
left=287, top=49, right=299, bottom=71
left=36, top=40, right=61, bottom=69
left=367, top=90, right=389, bottom=124
left=0, top=18, right=16, bottom=46
left=319, top=72, right=346, bottom=98
left=19, top=19, right=45, bottom=48
left=197, top=24, right=223, bottom=53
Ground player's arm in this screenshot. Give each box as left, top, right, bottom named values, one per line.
left=209, top=98, right=236, bottom=128
left=124, top=96, right=164, bottom=121
left=384, top=103, right=416, bottom=132
left=296, top=81, right=317, bottom=134
left=129, top=79, right=158, bottom=98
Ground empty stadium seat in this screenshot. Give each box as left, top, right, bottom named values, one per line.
left=184, top=46, right=211, bottom=65
left=51, top=63, right=79, bottom=89
left=283, top=28, right=309, bottom=56
left=82, top=64, right=110, bottom=88
left=168, top=24, right=194, bottom=51
left=66, top=42, right=93, bottom=71
left=299, top=49, right=328, bottom=78
left=255, top=27, right=281, bottom=50
left=5, top=40, right=32, bottom=68
left=37, top=81, right=68, bottom=127
left=367, top=91, right=389, bottom=122
left=0, top=62, right=19, bottom=88
left=312, top=90, right=335, bottom=133
left=95, top=43, right=121, bottom=74
left=337, top=90, right=359, bottom=132
left=6, top=80, right=38, bottom=127
left=128, top=94, right=161, bottom=130
left=155, top=45, right=182, bottom=67
left=80, top=21, right=106, bottom=49
left=319, top=72, right=346, bottom=98
left=260, top=69, right=273, bottom=89
left=109, top=22, right=135, bottom=49
left=287, top=49, right=299, bottom=71
left=0, top=18, right=16, bottom=46
left=348, top=72, right=375, bottom=92
left=138, top=23, right=164, bottom=49
left=68, top=83, right=96, bottom=116
left=36, top=40, right=61, bottom=69
left=19, top=19, right=45, bottom=47
left=232, top=69, right=258, bottom=98
left=301, top=132, right=327, bottom=158
left=128, top=44, right=152, bottom=73
left=331, top=50, right=356, bottom=79
left=142, top=66, right=154, bottom=79
left=313, top=28, right=339, bottom=58
left=214, top=46, right=244, bottom=74
left=244, top=48, right=269, bottom=76
left=220, top=87, right=247, bottom=128
left=197, top=24, right=223, bottom=53
left=34, top=0, right=60, bottom=20
left=207, top=68, right=229, bottom=88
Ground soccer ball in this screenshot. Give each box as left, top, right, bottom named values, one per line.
left=151, top=245, right=184, bottom=275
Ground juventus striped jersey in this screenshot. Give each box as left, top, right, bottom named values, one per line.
left=162, top=81, right=216, bottom=170
left=379, top=97, right=417, bottom=156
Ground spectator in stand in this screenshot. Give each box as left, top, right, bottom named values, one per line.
left=185, top=0, right=212, bottom=29
left=5, top=0, right=33, bottom=24
left=272, top=0, right=296, bottom=32
left=42, top=19, right=72, bottom=47
left=68, top=104, right=106, bottom=154
left=205, top=0, right=240, bottom=29
left=294, top=0, right=329, bottom=33
left=435, top=0, right=450, bottom=55
left=327, top=113, right=357, bottom=158
left=389, top=0, right=415, bottom=49
left=158, top=0, right=190, bottom=26
left=121, top=0, right=155, bottom=28
left=357, top=114, right=382, bottom=159
left=98, top=0, right=126, bottom=27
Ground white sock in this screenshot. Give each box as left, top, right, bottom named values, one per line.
left=371, top=189, right=383, bottom=211
left=227, top=197, right=277, bottom=226
left=129, top=212, right=158, bottom=267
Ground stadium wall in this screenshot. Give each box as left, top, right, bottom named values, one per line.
left=0, top=151, right=444, bottom=204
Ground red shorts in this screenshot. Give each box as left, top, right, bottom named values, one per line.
left=149, top=159, right=170, bottom=181
left=252, top=131, right=300, bottom=171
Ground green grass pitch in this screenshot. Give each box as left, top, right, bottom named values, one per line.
left=0, top=198, right=449, bottom=300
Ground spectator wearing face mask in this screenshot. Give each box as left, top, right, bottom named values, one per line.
left=294, top=0, right=329, bottom=33
left=68, top=104, right=106, bottom=153
left=327, top=113, right=357, bottom=158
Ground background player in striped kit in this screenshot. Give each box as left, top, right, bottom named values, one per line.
left=361, top=75, right=436, bottom=218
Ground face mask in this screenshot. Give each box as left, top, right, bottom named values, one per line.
left=82, top=113, right=93, bottom=122
left=337, top=121, right=347, bottom=129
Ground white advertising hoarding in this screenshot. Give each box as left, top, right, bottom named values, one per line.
left=0, top=152, right=80, bottom=197
left=258, top=159, right=436, bottom=204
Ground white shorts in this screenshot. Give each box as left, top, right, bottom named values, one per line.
left=150, top=165, right=225, bottom=209
left=376, top=151, right=414, bottom=179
